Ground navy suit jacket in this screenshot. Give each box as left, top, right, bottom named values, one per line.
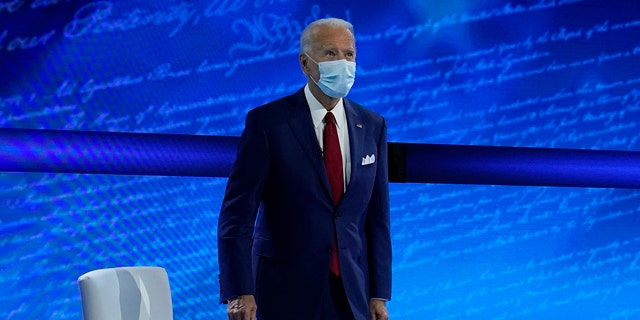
left=218, top=88, right=392, bottom=319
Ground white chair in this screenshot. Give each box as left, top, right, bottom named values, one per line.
left=77, top=266, right=173, bottom=320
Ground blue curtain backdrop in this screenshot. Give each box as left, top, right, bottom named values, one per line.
left=1, top=0, right=640, bottom=318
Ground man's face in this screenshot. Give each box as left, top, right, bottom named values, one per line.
left=302, top=25, right=356, bottom=80
left=311, top=25, right=356, bottom=62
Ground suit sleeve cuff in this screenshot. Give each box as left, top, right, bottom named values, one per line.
left=371, top=297, right=388, bottom=302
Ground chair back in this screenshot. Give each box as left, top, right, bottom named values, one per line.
left=78, top=266, right=173, bottom=320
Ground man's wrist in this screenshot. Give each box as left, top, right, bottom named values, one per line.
left=226, top=295, right=242, bottom=304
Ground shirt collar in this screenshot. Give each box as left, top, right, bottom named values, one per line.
left=305, top=84, right=346, bottom=130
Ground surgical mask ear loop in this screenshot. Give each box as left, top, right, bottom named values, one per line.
left=304, top=53, right=321, bottom=84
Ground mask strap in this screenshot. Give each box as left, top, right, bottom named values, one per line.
left=304, top=53, right=320, bottom=84
left=304, top=52, right=318, bottom=65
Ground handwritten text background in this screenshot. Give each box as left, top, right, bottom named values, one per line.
left=1, top=0, right=639, bottom=318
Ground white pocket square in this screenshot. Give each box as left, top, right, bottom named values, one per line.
left=361, top=154, right=376, bottom=165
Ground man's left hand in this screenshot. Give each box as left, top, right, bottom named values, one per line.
left=369, top=299, right=389, bottom=320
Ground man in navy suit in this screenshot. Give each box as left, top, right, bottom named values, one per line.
left=218, top=17, right=391, bottom=320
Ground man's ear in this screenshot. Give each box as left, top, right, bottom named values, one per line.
left=300, top=54, right=310, bottom=73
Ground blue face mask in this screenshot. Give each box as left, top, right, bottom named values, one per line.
left=306, top=54, right=356, bottom=98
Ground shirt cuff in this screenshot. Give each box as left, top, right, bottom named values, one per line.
left=371, top=297, right=388, bottom=302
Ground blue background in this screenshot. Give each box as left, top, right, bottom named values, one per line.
left=2, top=0, right=640, bottom=318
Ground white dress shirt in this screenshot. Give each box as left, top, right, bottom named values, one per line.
left=305, top=85, right=351, bottom=189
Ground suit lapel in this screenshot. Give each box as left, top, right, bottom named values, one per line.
left=286, top=89, right=333, bottom=198
left=285, top=89, right=367, bottom=206
left=343, top=99, right=365, bottom=203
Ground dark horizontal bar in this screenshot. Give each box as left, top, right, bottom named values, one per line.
left=1, top=128, right=640, bottom=188
left=403, top=142, right=640, bottom=188
left=0, top=128, right=237, bottom=177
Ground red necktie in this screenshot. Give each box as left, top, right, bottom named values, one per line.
left=323, top=112, right=343, bottom=275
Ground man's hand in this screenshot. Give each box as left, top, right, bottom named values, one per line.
left=369, top=299, right=389, bottom=320
left=227, top=295, right=257, bottom=320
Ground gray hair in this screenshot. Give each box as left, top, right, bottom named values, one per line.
left=299, top=18, right=355, bottom=54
